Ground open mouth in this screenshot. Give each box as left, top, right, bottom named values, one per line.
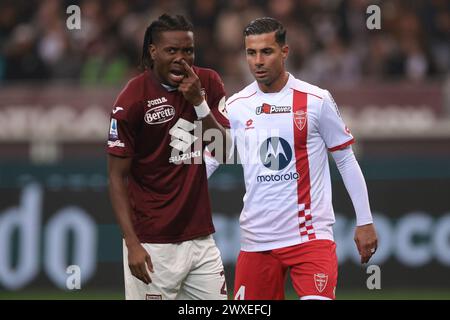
left=168, top=69, right=185, bottom=83
left=255, top=70, right=267, bottom=77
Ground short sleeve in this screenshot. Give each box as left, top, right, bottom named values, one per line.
left=106, top=93, right=141, bottom=158
left=225, top=98, right=239, bottom=163
left=319, top=90, right=354, bottom=152
left=204, top=147, right=220, bottom=178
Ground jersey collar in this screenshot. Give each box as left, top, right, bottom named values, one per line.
left=146, top=69, right=179, bottom=92
left=255, top=72, right=293, bottom=96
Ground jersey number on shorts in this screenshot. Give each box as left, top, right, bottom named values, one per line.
left=234, top=285, right=245, bottom=300
left=220, top=270, right=227, bottom=295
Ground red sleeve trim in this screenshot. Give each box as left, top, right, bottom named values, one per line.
left=227, top=91, right=257, bottom=106
left=328, top=138, right=355, bottom=152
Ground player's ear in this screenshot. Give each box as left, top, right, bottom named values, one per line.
left=149, top=44, right=156, bottom=60
left=281, top=44, right=289, bottom=60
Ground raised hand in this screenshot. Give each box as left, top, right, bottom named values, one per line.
left=177, top=59, right=204, bottom=106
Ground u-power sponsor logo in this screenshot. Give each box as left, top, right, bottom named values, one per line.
left=256, top=103, right=291, bottom=115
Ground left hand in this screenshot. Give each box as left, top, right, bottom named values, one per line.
left=354, top=223, right=378, bottom=264
left=178, top=59, right=204, bottom=106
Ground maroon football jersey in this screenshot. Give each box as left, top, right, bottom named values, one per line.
left=107, top=67, right=229, bottom=243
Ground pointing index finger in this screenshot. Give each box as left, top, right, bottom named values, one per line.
left=181, top=59, right=196, bottom=77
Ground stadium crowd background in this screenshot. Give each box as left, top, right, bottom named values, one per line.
left=1, top=0, right=450, bottom=299
left=0, top=0, right=448, bottom=91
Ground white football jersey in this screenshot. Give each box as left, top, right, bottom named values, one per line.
left=227, top=74, right=354, bottom=252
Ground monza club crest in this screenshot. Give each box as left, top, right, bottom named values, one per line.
left=294, top=111, right=307, bottom=131
left=314, top=273, right=328, bottom=293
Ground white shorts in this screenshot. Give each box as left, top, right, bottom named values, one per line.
left=123, top=235, right=227, bottom=300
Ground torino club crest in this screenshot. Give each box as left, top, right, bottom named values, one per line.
left=294, top=111, right=307, bottom=131
left=314, top=273, right=328, bottom=293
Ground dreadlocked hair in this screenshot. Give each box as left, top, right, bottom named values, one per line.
left=140, top=14, right=194, bottom=70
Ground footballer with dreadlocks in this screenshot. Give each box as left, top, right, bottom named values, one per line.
left=107, top=14, right=229, bottom=300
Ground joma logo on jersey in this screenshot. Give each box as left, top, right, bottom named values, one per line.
left=144, top=105, right=175, bottom=125
left=147, top=97, right=168, bottom=107
left=256, top=103, right=291, bottom=115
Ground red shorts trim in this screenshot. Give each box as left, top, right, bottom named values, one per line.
left=234, top=240, right=338, bottom=300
